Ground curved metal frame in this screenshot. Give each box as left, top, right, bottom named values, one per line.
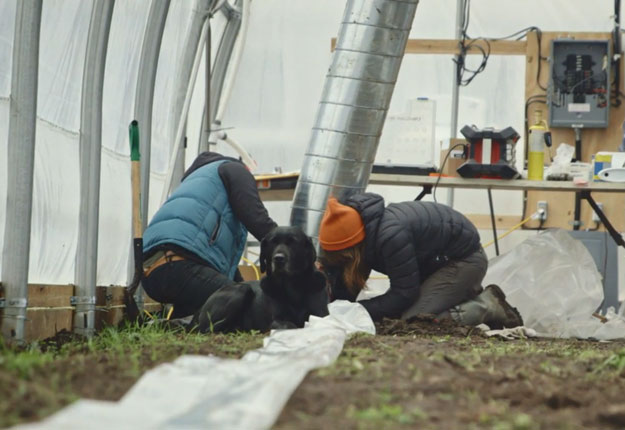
left=198, top=1, right=242, bottom=153
left=74, top=0, right=115, bottom=337
left=166, top=0, right=212, bottom=194
left=1, top=0, right=42, bottom=344
left=129, top=0, right=171, bottom=309
left=135, top=0, right=171, bottom=233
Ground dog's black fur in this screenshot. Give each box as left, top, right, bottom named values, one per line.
left=195, top=226, right=329, bottom=333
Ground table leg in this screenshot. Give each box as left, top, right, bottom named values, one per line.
left=573, top=194, right=582, bottom=230
left=580, top=191, right=625, bottom=249
left=487, top=188, right=499, bottom=256
left=414, top=185, right=433, bottom=201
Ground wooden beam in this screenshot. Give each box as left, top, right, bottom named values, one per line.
left=95, top=286, right=162, bottom=329
left=465, top=214, right=523, bottom=230
left=331, top=38, right=527, bottom=55
left=0, top=284, right=163, bottom=339
left=8, top=285, right=75, bottom=341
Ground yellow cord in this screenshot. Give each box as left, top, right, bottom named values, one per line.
left=482, top=214, right=535, bottom=249
left=240, top=256, right=261, bottom=280
left=166, top=306, right=174, bottom=320
left=143, top=309, right=155, bottom=320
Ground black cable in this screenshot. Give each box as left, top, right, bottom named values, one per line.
left=433, top=143, right=467, bottom=203
left=612, top=0, right=622, bottom=107
left=487, top=26, right=539, bottom=42
left=534, top=28, right=548, bottom=91
left=587, top=220, right=601, bottom=232
left=454, top=0, right=490, bottom=87
left=453, top=5, right=545, bottom=91
left=603, top=229, right=608, bottom=281
left=487, top=26, right=546, bottom=91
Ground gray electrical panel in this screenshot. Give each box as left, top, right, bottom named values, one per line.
left=548, top=39, right=611, bottom=128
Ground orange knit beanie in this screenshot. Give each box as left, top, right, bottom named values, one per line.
left=318, top=198, right=365, bottom=251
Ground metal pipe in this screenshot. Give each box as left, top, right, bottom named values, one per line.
left=214, top=0, right=250, bottom=124
left=165, top=0, right=212, bottom=196
left=130, top=0, right=170, bottom=310
left=74, top=0, right=115, bottom=337
left=204, top=14, right=212, bottom=152
left=290, top=0, right=420, bottom=238
left=134, top=0, right=170, bottom=233
left=447, top=0, right=466, bottom=208
left=199, top=2, right=243, bottom=153
left=161, top=17, right=210, bottom=204
left=1, top=0, right=42, bottom=344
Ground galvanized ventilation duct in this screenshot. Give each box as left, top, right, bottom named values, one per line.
left=290, top=0, right=419, bottom=238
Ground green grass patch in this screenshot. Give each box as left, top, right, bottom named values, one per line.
left=0, top=322, right=265, bottom=428
left=346, top=390, right=428, bottom=428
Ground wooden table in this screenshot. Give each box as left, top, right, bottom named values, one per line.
left=256, top=173, right=625, bottom=249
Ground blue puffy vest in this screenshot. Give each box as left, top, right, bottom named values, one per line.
left=143, top=160, right=248, bottom=279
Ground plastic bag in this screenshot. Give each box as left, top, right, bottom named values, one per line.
left=483, top=229, right=607, bottom=338
left=545, top=143, right=575, bottom=180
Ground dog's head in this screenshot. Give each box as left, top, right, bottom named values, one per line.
left=260, top=226, right=316, bottom=277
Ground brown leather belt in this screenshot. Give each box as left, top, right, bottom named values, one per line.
left=143, top=250, right=185, bottom=278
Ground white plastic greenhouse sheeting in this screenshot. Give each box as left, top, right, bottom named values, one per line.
left=13, top=301, right=376, bottom=430
left=0, top=0, right=226, bottom=285
left=0, top=0, right=622, bottom=285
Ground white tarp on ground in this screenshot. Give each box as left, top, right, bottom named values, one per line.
left=484, top=228, right=625, bottom=340
left=14, top=301, right=375, bottom=430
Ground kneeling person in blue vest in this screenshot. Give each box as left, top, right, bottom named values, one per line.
left=142, top=152, right=278, bottom=320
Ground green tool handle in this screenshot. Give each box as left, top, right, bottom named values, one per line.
left=129, top=120, right=140, bottom=161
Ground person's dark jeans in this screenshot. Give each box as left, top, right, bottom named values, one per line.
left=400, top=248, right=488, bottom=320
left=142, top=260, right=239, bottom=318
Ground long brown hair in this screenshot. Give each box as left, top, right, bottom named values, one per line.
left=320, top=241, right=370, bottom=295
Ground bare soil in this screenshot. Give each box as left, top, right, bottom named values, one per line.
left=3, top=319, right=625, bottom=430
left=275, top=318, right=625, bottom=430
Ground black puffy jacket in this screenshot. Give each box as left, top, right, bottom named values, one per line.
left=345, top=193, right=481, bottom=321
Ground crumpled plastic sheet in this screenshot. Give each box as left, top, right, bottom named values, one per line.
left=14, top=301, right=375, bottom=430
left=484, top=228, right=625, bottom=340
left=479, top=325, right=538, bottom=340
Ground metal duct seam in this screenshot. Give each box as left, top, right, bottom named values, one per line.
left=291, top=0, right=419, bottom=238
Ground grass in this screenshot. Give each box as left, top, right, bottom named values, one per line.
left=3, top=323, right=625, bottom=429
left=0, top=343, right=56, bottom=379
left=2, top=321, right=264, bottom=378
left=346, top=390, right=428, bottom=429
left=0, top=322, right=265, bottom=428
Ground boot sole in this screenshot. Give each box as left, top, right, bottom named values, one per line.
left=484, top=284, right=524, bottom=329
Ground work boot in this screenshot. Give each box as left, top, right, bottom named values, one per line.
left=449, top=284, right=523, bottom=329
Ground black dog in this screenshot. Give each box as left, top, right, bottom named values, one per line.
left=195, top=226, right=329, bottom=333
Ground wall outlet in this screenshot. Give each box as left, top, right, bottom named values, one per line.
left=592, top=203, right=604, bottom=223
left=537, top=201, right=548, bottom=222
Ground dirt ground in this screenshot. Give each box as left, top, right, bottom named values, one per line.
left=2, top=319, right=625, bottom=429
left=277, top=318, right=625, bottom=430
